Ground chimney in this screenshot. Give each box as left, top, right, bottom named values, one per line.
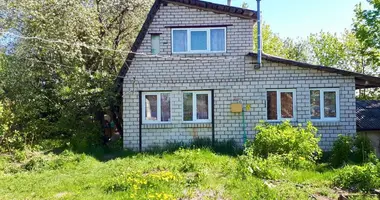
left=227, top=0, right=231, bottom=6
left=255, top=0, right=262, bottom=69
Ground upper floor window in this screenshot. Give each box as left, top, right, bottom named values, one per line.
left=266, top=89, right=296, bottom=121
left=172, top=27, right=226, bottom=53
left=310, top=88, right=340, bottom=121
left=143, top=92, right=171, bottom=124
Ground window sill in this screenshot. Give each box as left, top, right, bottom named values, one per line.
left=142, top=123, right=174, bottom=129
left=181, top=123, right=212, bottom=128
left=311, top=121, right=340, bottom=126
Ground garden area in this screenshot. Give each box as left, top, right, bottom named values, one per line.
left=1, top=122, right=380, bottom=200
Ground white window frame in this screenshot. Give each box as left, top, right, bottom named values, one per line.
left=171, top=27, right=227, bottom=54
left=266, top=89, right=297, bottom=121
left=142, top=92, right=172, bottom=124
left=310, top=88, right=340, bottom=122
left=182, top=91, right=212, bottom=123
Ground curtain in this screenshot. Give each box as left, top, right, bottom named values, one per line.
left=173, top=30, right=187, bottom=52
left=211, top=29, right=225, bottom=51
left=191, top=31, right=207, bottom=50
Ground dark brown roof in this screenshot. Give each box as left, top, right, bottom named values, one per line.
left=357, top=100, right=380, bottom=131
left=248, top=52, right=380, bottom=89
left=115, top=0, right=257, bottom=93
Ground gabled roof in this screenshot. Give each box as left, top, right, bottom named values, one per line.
left=248, top=52, right=380, bottom=89
left=115, top=0, right=257, bottom=93
left=357, top=100, right=380, bottom=131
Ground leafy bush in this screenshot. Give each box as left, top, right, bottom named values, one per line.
left=247, top=121, right=322, bottom=166
left=237, top=154, right=284, bottom=179
left=352, top=134, right=374, bottom=163
left=330, top=135, right=354, bottom=167
left=330, top=134, right=375, bottom=167
left=333, top=162, right=380, bottom=192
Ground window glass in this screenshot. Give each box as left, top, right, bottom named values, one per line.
left=183, top=93, right=193, bottom=121
left=267, top=91, right=277, bottom=120
left=151, top=35, right=160, bottom=55
left=191, top=31, right=207, bottom=51
left=161, top=93, right=171, bottom=122
left=145, top=95, right=157, bottom=120
left=281, top=92, right=293, bottom=118
left=310, top=90, right=321, bottom=119
left=196, top=94, right=209, bottom=119
left=324, top=91, right=337, bottom=118
left=210, top=29, right=225, bottom=51
left=173, top=30, right=187, bottom=52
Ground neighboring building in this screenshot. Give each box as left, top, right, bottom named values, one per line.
left=115, top=0, right=380, bottom=151
left=357, top=100, right=380, bottom=157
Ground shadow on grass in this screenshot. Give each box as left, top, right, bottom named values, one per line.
left=47, top=138, right=243, bottom=162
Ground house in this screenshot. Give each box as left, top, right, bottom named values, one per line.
left=357, top=100, right=380, bottom=157
left=115, top=0, right=380, bottom=152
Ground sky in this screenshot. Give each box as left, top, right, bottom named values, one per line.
left=208, top=0, right=371, bottom=39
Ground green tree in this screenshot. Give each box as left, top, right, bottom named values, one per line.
left=0, top=0, right=152, bottom=151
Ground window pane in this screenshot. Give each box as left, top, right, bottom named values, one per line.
left=211, top=29, right=225, bottom=51
left=173, top=30, right=187, bottom=52
left=183, top=93, right=193, bottom=121
left=151, top=35, right=160, bottom=55
left=191, top=31, right=207, bottom=51
left=267, top=91, right=277, bottom=120
left=324, top=91, right=337, bottom=118
left=197, top=94, right=209, bottom=120
left=145, top=95, right=157, bottom=120
left=281, top=92, right=293, bottom=118
left=161, top=93, right=170, bottom=122
left=310, top=90, right=321, bottom=119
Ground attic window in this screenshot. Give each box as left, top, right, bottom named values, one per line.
left=172, top=27, right=226, bottom=53
left=151, top=34, right=160, bottom=55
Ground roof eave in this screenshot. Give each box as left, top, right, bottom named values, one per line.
left=247, top=52, right=380, bottom=89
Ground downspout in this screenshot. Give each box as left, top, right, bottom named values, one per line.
left=255, top=0, right=262, bottom=69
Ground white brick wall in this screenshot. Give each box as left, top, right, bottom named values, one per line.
left=123, top=3, right=356, bottom=151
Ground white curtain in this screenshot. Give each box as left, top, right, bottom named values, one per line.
left=211, top=29, right=225, bottom=51
left=173, top=30, right=187, bottom=52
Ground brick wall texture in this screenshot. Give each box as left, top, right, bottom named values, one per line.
left=123, top=3, right=357, bottom=151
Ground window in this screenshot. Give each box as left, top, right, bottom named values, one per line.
left=142, top=92, right=171, bottom=124
left=310, top=88, right=339, bottom=121
left=172, top=28, right=226, bottom=53
left=266, top=89, right=296, bottom=121
left=183, top=91, right=212, bottom=122
left=151, top=34, right=160, bottom=55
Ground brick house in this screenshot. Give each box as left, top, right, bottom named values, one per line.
left=115, top=0, right=380, bottom=151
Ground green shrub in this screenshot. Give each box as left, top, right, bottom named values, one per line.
left=237, top=154, right=284, bottom=179
left=333, top=162, right=380, bottom=192
left=330, top=135, right=354, bottom=167
left=353, top=134, right=374, bottom=163
left=330, top=134, right=375, bottom=167
left=247, top=121, right=322, bottom=165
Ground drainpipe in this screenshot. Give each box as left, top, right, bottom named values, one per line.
left=255, top=0, right=262, bottom=69
left=227, top=0, right=231, bottom=6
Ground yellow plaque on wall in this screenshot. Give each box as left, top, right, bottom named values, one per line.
left=230, top=103, right=243, bottom=113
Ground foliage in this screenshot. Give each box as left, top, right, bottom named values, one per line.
left=333, top=162, right=380, bottom=192
left=145, top=138, right=241, bottom=156
left=0, top=0, right=153, bottom=151
left=353, top=0, right=380, bottom=66
left=247, top=121, right=322, bottom=165
left=330, top=135, right=354, bottom=167
left=1, top=148, right=377, bottom=199
left=237, top=153, right=284, bottom=179
left=330, top=134, right=375, bottom=167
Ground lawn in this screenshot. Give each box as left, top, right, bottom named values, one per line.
left=0, top=148, right=377, bottom=200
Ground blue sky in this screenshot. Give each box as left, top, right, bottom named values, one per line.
left=209, top=0, right=371, bottom=39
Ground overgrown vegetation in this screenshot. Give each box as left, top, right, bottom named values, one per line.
left=330, top=134, right=375, bottom=167
left=1, top=122, right=379, bottom=199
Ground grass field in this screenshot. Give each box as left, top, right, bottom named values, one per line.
left=0, top=148, right=377, bottom=200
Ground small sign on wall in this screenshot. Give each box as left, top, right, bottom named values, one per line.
left=231, top=103, right=243, bottom=113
